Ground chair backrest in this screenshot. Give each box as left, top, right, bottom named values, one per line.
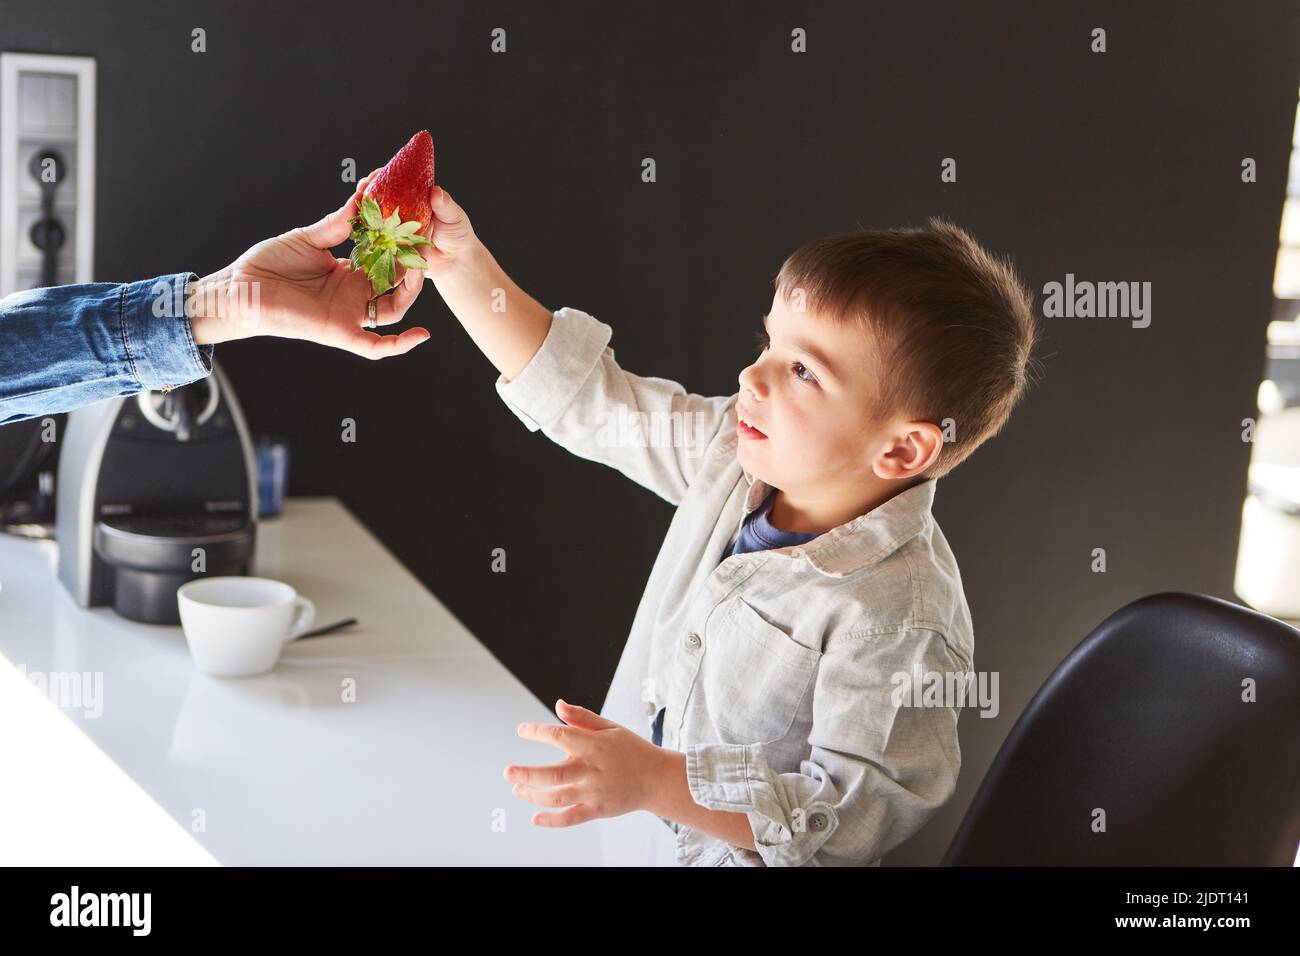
left=941, top=591, right=1300, bottom=865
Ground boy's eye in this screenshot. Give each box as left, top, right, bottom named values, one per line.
left=753, top=327, right=817, bottom=384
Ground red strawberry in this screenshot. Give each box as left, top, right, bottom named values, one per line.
left=349, top=131, right=436, bottom=296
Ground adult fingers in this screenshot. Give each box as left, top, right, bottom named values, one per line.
left=346, top=326, right=430, bottom=360
left=350, top=166, right=384, bottom=206
left=372, top=276, right=420, bottom=325
left=400, top=257, right=426, bottom=291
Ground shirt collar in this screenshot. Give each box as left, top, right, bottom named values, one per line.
left=737, top=458, right=936, bottom=579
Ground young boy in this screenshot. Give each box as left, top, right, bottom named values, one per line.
left=417, top=185, right=1039, bottom=866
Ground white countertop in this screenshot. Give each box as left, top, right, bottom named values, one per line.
left=0, top=497, right=676, bottom=865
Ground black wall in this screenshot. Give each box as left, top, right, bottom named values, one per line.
left=4, top=0, right=1297, bottom=864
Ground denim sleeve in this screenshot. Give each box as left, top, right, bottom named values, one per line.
left=0, top=272, right=214, bottom=426
left=682, top=627, right=966, bottom=867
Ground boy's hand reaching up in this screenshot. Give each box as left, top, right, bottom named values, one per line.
left=417, top=185, right=481, bottom=281
left=410, top=175, right=555, bottom=383
left=347, top=167, right=479, bottom=291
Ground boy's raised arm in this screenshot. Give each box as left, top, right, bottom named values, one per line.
left=422, top=184, right=734, bottom=507
left=418, top=187, right=553, bottom=382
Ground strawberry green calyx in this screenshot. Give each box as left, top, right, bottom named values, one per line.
left=349, top=196, right=433, bottom=296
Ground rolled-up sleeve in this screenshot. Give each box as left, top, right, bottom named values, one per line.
left=494, top=306, right=734, bottom=507
left=682, top=626, right=967, bottom=867
left=0, top=272, right=213, bottom=425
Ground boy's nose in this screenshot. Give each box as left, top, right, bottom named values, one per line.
left=738, top=364, right=766, bottom=399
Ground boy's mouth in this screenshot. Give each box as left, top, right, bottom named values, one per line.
left=737, top=406, right=768, bottom=440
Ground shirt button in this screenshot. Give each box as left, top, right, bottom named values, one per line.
left=809, top=812, right=828, bottom=831
left=684, top=633, right=701, bottom=650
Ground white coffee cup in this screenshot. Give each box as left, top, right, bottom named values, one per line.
left=176, top=576, right=316, bottom=677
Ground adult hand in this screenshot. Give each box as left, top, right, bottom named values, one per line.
left=188, top=170, right=431, bottom=359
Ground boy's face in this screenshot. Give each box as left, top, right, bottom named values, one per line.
left=736, top=292, right=894, bottom=493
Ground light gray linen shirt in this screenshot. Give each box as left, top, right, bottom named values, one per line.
left=494, top=306, right=975, bottom=867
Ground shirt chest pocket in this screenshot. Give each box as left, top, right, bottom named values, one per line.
left=701, top=597, right=822, bottom=745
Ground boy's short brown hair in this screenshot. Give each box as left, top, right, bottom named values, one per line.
left=774, top=217, right=1042, bottom=480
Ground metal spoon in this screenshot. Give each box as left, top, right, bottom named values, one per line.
left=294, top=617, right=358, bottom=640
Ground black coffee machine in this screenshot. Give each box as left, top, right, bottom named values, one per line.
left=56, top=363, right=258, bottom=624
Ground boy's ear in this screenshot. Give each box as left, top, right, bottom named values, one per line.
left=873, top=420, right=943, bottom=479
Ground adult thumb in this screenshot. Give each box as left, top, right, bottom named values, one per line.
left=298, top=195, right=356, bottom=249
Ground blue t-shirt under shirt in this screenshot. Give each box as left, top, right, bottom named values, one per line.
left=722, top=487, right=823, bottom=559
left=651, top=488, right=822, bottom=746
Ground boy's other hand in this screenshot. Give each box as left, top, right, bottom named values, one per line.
left=504, top=700, right=670, bottom=827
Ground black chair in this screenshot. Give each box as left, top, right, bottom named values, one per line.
left=941, top=591, right=1300, bottom=865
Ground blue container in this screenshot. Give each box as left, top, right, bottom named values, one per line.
left=255, top=435, right=290, bottom=518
